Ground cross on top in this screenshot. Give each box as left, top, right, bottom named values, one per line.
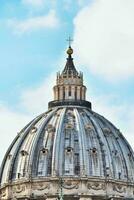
left=66, top=36, right=73, bottom=47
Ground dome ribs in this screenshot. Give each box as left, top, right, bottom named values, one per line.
left=81, top=110, right=99, bottom=176
left=31, top=108, right=58, bottom=177
left=63, top=108, right=78, bottom=176
left=84, top=109, right=113, bottom=178
left=51, top=108, right=66, bottom=176
left=84, top=110, right=104, bottom=176
left=74, top=108, right=88, bottom=176
left=13, top=113, right=48, bottom=180
left=97, top=114, right=133, bottom=181
left=2, top=114, right=44, bottom=183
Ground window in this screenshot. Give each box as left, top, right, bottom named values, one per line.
left=69, top=88, right=71, bottom=96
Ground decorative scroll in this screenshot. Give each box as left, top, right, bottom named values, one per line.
left=12, top=184, right=25, bottom=193
left=87, top=182, right=106, bottom=190
left=113, top=184, right=126, bottom=193
left=32, top=182, right=50, bottom=190
left=63, top=181, right=79, bottom=189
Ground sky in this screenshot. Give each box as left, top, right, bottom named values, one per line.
left=0, top=0, right=134, bottom=165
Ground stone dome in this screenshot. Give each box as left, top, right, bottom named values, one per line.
left=0, top=45, right=134, bottom=200
left=1, top=106, right=134, bottom=183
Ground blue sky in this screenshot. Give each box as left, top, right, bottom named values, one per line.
left=0, top=0, right=134, bottom=164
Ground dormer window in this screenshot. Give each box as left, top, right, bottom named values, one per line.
left=20, top=150, right=28, bottom=156
left=90, top=147, right=97, bottom=154
left=65, top=147, right=73, bottom=154
left=31, top=126, right=37, bottom=133
left=41, top=148, right=48, bottom=155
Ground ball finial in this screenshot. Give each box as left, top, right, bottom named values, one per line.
left=67, top=46, right=73, bottom=55
left=66, top=36, right=73, bottom=56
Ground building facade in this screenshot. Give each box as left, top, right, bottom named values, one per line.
left=0, top=46, right=134, bottom=200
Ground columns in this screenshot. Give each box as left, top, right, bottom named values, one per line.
left=53, top=82, right=86, bottom=101
left=82, top=86, right=86, bottom=100
left=59, top=86, right=63, bottom=100
left=77, top=86, right=81, bottom=100
left=71, top=86, right=75, bottom=99
left=65, top=86, right=69, bottom=99
left=53, top=86, right=58, bottom=100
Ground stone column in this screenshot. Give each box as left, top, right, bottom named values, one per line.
left=59, top=86, right=63, bottom=100
left=77, top=86, right=81, bottom=100
left=71, top=86, right=75, bottom=100
left=53, top=86, right=59, bottom=100
left=65, top=86, right=69, bottom=100
left=82, top=86, right=85, bottom=100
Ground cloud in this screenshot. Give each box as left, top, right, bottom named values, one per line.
left=7, top=10, right=59, bottom=34
left=73, top=0, right=134, bottom=81
left=20, top=73, right=55, bottom=115
left=0, top=74, right=55, bottom=165
left=0, top=104, right=32, bottom=165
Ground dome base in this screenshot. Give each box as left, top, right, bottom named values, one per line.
left=48, top=100, right=92, bottom=109
left=0, top=177, right=134, bottom=200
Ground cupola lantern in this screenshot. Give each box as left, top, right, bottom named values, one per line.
left=49, top=45, right=91, bottom=109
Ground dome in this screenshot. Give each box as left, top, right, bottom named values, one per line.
left=0, top=45, right=134, bottom=200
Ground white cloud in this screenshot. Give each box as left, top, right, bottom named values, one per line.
left=0, top=74, right=55, bottom=165
left=77, top=0, right=90, bottom=7
left=20, top=73, right=55, bottom=115
left=0, top=104, right=32, bottom=165
left=73, top=0, right=134, bottom=81
left=7, top=10, right=59, bottom=34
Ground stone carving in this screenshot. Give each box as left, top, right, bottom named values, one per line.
left=65, top=123, right=74, bottom=129
left=12, top=198, right=17, bottom=200
left=87, top=182, right=106, bottom=190
left=12, top=184, right=25, bottom=193
left=63, top=181, right=79, bottom=189
left=46, top=124, right=55, bottom=133
left=1, top=189, right=6, bottom=197
left=85, top=123, right=93, bottom=130
left=32, top=182, right=50, bottom=190
left=103, top=127, right=112, bottom=136
left=113, top=184, right=126, bottom=193
left=35, top=194, right=47, bottom=199
left=31, top=126, right=38, bottom=133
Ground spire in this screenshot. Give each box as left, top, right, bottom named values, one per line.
left=62, top=38, right=78, bottom=76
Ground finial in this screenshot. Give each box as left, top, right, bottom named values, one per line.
left=66, top=36, right=73, bottom=56
left=66, top=36, right=73, bottom=47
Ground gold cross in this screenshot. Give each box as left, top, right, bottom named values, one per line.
left=66, top=36, right=73, bottom=47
